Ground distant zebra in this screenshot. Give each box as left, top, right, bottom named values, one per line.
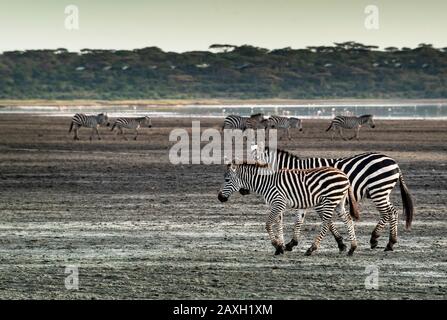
left=247, top=146, right=414, bottom=251
left=68, top=113, right=109, bottom=140
left=110, top=116, right=152, bottom=140
left=326, top=115, right=375, bottom=140
left=267, top=116, right=303, bottom=139
left=218, top=163, right=359, bottom=256
left=222, top=113, right=264, bottom=131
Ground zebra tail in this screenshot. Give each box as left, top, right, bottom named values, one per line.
left=399, top=169, right=414, bottom=230
left=68, top=121, right=74, bottom=133
left=325, top=122, right=333, bottom=132
left=348, top=187, right=360, bottom=221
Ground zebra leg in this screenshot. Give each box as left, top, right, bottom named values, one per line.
left=349, top=127, right=360, bottom=140
left=96, top=127, right=101, bottom=140
left=370, top=209, right=390, bottom=249
left=331, top=127, right=336, bottom=141
left=89, top=128, right=95, bottom=141
left=287, top=128, right=291, bottom=140
left=122, top=128, right=128, bottom=141
left=337, top=197, right=358, bottom=256
left=73, top=126, right=80, bottom=140
left=339, top=128, right=348, bottom=141
left=328, top=222, right=347, bottom=252
left=305, top=206, right=333, bottom=256
left=266, top=204, right=286, bottom=255
left=134, top=129, right=139, bottom=140
left=285, top=209, right=305, bottom=251
left=385, top=204, right=399, bottom=251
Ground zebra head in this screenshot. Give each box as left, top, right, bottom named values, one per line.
left=97, top=113, right=110, bottom=126
left=143, top=116, right=152, bottom=128
left=258, top=118, right=269, bottom=129
left=218, top=163, right=243, bottom=202
left=265, top=118, right=275, bottom=129
left=362, top=115, right=375, bottom=128
left=250, top=113, right=264, bottom=122
left=290, top=118, right=303, bottom=131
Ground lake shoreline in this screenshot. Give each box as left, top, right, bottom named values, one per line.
left=1, top=98, right=447, bottom=108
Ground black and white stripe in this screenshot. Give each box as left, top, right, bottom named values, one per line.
left=267, top=116, right=303, bottom=139
left=249, top=147, right=414, bottom=251
left=218, top=163, right=359, bottom=256
left=68, top=113, right=109, bottom=140
left=326, top=114, right=375, bottom=140
left=222, top=113, right=265, bottom=131
left=110, top=116, right=152, bottom=140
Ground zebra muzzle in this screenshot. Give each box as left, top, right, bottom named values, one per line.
left=217, top=192, right=228, bottom=202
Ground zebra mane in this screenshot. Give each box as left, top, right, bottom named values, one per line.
left=228, top=161, right=270, bottom=168
left=360, top=114, right=373, bottom=118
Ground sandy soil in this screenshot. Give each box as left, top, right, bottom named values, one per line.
left=0, top=115, right=446, bottom=299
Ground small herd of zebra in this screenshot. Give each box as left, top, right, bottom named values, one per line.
left=68, top=113, right=152, bottom=140
left=223, top=113, right=376, bottom=140
left=218, top=145, right=414, bottom=256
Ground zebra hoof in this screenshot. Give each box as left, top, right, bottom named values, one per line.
left=384, top=244, right=394, bottom=251
left=338, top=243, right=347, bottom=252
left=274, top=245, right=285, bottom=255
left=347, top=246, right=357, bottom=256
left=285, top=239, right=298, bottom=251
left=304, top=249, right=313, bottom=256
left=370, top=239, right=379, bottom=249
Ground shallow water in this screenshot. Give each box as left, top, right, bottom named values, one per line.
left=1, top=103, right=447, bottom=119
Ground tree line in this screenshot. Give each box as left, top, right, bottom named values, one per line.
left=0, top=42, right=446, bottom=99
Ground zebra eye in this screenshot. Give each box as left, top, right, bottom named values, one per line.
left=225, top=178, right=230, bottom=182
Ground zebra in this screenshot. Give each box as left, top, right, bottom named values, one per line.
left=110, top=116, right=152, bottom=140
left=218, top=162, right=359, bottom=256
left=222, top=113, right=265, bottom=131
left=326, top=114, right=375, bottom=140
left=246, top=146, right=414, bottom=251
left=266, top=116, right=303, bottom=140
left=68, top=113, right=109, bottom=140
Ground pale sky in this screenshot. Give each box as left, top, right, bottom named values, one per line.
left=0, top=0, right=446, bottom=52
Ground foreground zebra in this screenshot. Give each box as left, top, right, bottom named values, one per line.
left=218, top=162, right=359, bottom=256
left=110, top=116, right=152, bottom=140
left=326, top=115, right=375, bottom=140
left=267, top=116, right=303, bottom=139
left=222, top=113, right=264, bottom=131
left=68, top=113, right=109, bottom=140
left=247, top=146, right=414, bottom=251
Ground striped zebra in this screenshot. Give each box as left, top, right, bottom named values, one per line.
left=218, top=163, right=359, bottom=256
left=267, top=116, right=303, bottom=139
left=247, top=146, right=414, bottom=251
left=68, top=113, right=109, bottom=140
left=326, top=114, right=375, bottom=140
left=222, top=113, right=264, bottom=131
left=110, top=116, right=152, bottom=140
